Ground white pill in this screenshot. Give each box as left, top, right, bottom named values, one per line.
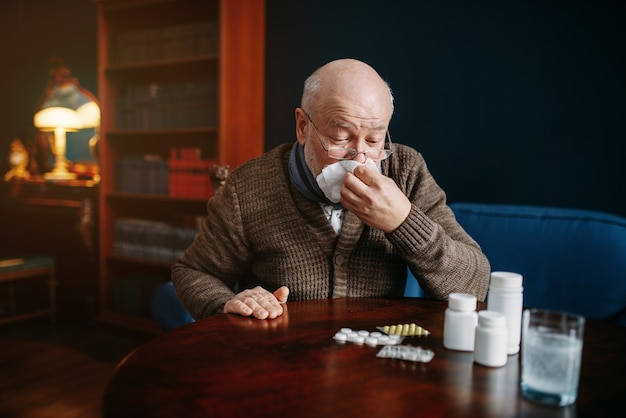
left=365, top=337, right=379, bottom=346
left=333, top=332, right=347, bottom=341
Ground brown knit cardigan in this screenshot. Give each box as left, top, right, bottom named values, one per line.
left=171, top=143, right=490, bottom=318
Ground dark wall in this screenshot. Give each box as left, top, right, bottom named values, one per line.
left=265, top=0, right=626, bottom=217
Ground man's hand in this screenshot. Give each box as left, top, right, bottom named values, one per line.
left=223, top=286, right=289, bottom=319
left=341, top=164, right=411, bottom=233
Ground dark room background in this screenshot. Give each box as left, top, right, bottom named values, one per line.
left=1, top=0, right=624, bottom=217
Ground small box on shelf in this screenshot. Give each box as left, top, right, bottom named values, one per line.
left=169, top=147, right=215, bottom=199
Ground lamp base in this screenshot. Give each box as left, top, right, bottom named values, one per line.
left=44, top=171, right=77, bottom=181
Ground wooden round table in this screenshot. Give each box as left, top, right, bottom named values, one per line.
left=103, top=297, right=626, bottom=417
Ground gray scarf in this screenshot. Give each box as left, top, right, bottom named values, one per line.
left=288, top=142, right=342, bottom=209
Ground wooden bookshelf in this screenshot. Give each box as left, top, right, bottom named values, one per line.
left=95, top=0, right=265, bottom=333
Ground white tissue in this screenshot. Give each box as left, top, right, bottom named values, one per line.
left=316, top=159, right=378, bottom=203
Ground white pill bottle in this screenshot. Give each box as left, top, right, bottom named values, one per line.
left=474, top=310, right=508, bottom=367
left=443, top=293, right=478, bottom=351
left=487, top=271, right=524, bottom=355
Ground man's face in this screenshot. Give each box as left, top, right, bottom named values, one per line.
left=299, top=108, right=390, bottom=178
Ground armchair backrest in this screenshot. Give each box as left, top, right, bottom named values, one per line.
left=449, top=202, right=626, bottom=326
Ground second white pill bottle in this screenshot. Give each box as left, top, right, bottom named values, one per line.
left=487, top=271, right=524, bottom=355
left=443, top=292, right=478, bottom=351
left=474, top=310, right=508, bottom=367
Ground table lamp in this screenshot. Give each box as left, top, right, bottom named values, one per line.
left=34, top=57, right=101, bottom=181
left=34, top=106, right=83, bottom=180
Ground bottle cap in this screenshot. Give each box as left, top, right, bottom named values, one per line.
left=478, top=310, right=506, bottom=326
left=448, top=293, right=477, bottom=311
left=490, top=271, right=523, bottom=289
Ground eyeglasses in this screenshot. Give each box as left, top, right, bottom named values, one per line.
left=303, top=110, right=393, bottom=161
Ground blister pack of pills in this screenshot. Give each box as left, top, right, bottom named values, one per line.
left=377, top=323, right=430, bottom=337
left=376, top=345, right=435, bottom=363
left=333, top=328, right=403, bottom=346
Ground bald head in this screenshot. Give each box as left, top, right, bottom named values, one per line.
left=295, top=59, right=394, bottom=176
left=301, top=59, right=394, bottom=121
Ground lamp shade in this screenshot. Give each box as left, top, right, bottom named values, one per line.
left=76, top=101, right=101, bottom=128
left=34, top=106, right=83, bottom=131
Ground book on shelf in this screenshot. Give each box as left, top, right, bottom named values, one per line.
left=114, top=218, right=198, bottom=264
left=169, top=147, right=216, bottom=199
left=115, top=80, right=217, bottom=130
left=110, top=20, right=218, bottom=66
left=115, top=155, right=169, bottom=195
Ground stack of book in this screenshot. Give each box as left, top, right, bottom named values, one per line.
left=114, top=218, right=198, bottom=264
left=115, top=80, right=217, bottom=130
left=110, top=20, right=218, bottom=65
left=115, top=155, right=169, bottom=195
left=169, top=147, right=215, bottom=199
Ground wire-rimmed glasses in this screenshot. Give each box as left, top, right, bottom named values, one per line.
left=304, top=110, right=393, bottom=161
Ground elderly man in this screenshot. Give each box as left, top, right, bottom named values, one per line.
left=172, top=58, right=490, bottom=320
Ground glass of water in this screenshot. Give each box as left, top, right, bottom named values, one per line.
left=521, top=308, right=585, bottom=406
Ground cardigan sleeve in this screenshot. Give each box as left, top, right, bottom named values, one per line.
left=384, top=145, right=491, bottom=301
left=171, top=165, right=253, bottom=319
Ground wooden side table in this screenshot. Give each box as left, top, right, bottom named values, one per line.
left=0, top=256, right=56, bottom=325
left=0, top=179, right=98, bottom=321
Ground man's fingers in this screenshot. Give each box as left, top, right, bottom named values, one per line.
left=274, top=286, right=290, bottom=303
left=224, top=299, right=254, bottom=317
left=351, top=163, right=375, bottom=183
left=225, top=286, right=289, bottom=319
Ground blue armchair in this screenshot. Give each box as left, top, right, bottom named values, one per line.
left=406, top=202, right=626, bottom=327
left=151, top=281, right=194, bottom=332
